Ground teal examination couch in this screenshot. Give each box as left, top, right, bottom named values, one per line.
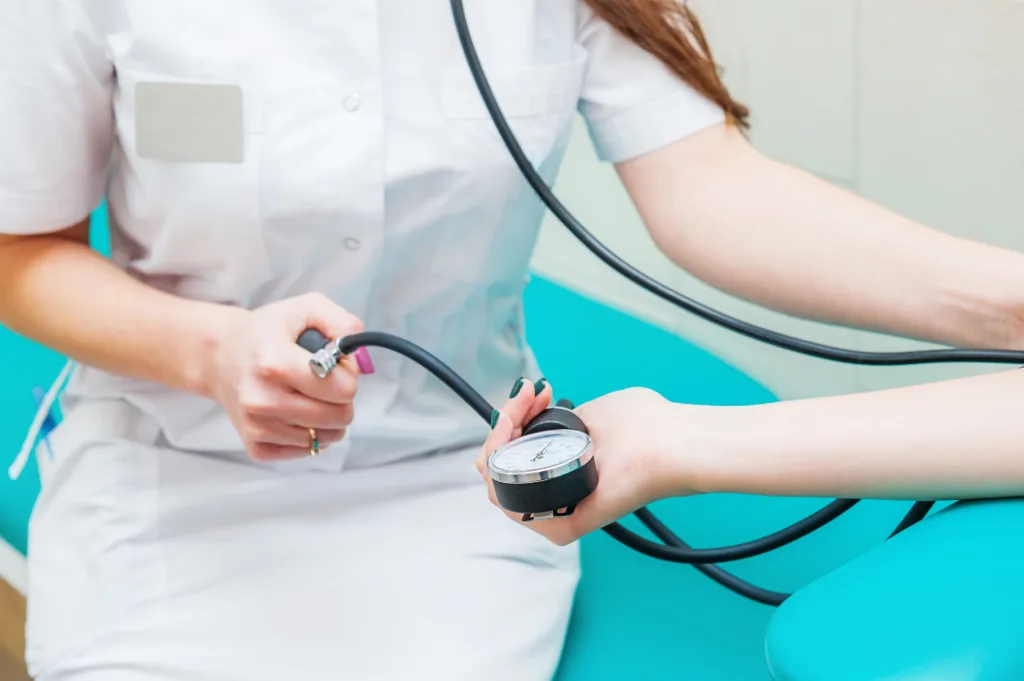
left=2, top=205, right=1023, bottom=680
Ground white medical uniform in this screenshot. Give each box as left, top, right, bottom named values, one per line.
left=1, top=1, right=724, bottom=679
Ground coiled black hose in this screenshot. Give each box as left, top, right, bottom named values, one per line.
left=295, top=4, right=998, bottom=603
left=442, top=0, right=998, bottom=602
left=298, top=330, right=938, bottom=605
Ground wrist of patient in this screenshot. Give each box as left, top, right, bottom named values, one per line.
left=640, top=400, right=754, bottom=500
left=952, top=248, right=1024, bottom=351
left=962, top=283, right=1024, bottom=351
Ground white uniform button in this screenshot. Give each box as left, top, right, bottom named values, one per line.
left=343, top=94, right=361, bottom=112
left=344, top=237, right=361, bottom=251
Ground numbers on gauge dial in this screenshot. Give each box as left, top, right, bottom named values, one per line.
left=490, top=431, right=589, bottom=473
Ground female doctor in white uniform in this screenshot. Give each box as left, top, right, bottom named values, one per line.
left=4, top=1, right=1024, bottom=680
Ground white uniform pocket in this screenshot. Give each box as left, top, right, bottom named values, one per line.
left=107, top=35, right=273, bottom=306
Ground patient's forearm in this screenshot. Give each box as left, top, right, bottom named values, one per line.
left=684, top=369, right=1024, bottom=500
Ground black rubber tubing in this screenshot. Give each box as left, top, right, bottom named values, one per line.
left=445, top=0, right=981, bottom=601
left=633, top=507, right=789, bottom=606
left=292, top=2, right=993, bottom=600
left=299, top=330, right=872, bottom=571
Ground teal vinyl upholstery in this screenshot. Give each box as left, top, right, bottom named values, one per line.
left=766, top=498, right=1024, bottom=681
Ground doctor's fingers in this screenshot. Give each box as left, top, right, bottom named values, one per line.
left=272, top=397, right=355, bottom=431
left=292, top=292, right=365, bottom=339
left=269, top=345, right=360, bottom=404
left=249, top=438, right=344, bottom=462
left=248, top=418, right=346, bottom=450
left=239, top=385, right=355, bottom=429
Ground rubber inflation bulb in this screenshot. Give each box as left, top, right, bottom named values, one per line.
left=298, top=328, right=331, bottom=353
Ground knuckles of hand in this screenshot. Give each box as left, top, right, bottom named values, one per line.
left=237, top=386, right=281, bottom=418
left=299, top=291, right=331, bottom=308
left=295, top=292, right=366, bottom=334
left=249, top=443, right=292, bottom=462
left=251, top=348, right=294, bottom=383
left=331, top=403, right=355, bottom=426
left=326, top=372, right=358, bottom=398
left=245, top=419, right=271, bottom=441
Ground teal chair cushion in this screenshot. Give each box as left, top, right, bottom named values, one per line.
left=766, top=498, right=1024, bottom=681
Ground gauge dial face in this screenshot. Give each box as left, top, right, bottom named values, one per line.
left=489, top=430, right=591, bottom=476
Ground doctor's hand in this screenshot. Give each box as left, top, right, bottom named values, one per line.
left=477, top=382, right=687, bottom=546
left=208, top=293, right=370, bottom=461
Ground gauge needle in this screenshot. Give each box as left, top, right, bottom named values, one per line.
left=531, top=440, right=553, bottom=462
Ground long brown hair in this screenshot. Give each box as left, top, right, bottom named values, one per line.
left=583, top=0, right=749, bottom=129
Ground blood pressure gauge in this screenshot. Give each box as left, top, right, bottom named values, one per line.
left=487, top=404, right=598, bottom=522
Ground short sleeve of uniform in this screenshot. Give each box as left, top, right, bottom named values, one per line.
left=0, top=2, right=114, bottom=234
left=576, top=7, right=726, bottom=164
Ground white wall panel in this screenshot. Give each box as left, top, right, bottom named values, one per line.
left=854, top=0, right=1024, bottom=391
left=693, top=0, right=860, bottom=184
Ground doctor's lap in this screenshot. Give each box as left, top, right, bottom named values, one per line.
left=2, top=2, right=728, bottom=679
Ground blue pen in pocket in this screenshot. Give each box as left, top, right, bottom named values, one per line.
left=9, top=360, right=75, bottom=481
left=32, top=386, right=60, bottom=462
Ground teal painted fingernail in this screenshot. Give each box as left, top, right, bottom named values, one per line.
left=490, top=409, right=500, bottom=429
left=533, top=378, right=547, bottom=395
left=510, top=377, right=525, bottom=398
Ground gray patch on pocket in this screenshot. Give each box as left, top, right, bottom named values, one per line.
left=135, top=81, right=244, bottom=163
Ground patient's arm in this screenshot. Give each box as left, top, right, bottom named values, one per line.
left=683, top=368, right=1024, bottom=500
